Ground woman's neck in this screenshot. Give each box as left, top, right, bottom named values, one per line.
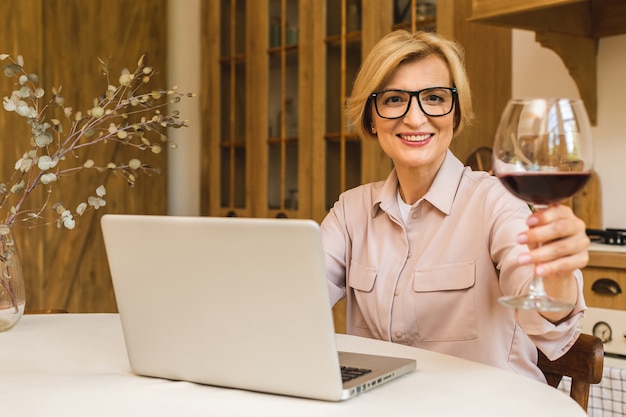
left=396, top=169, right=433, bottom=205
left=395, top=157, right=445, bottom=205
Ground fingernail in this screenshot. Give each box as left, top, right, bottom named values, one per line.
left=535, top=266, right=545, bottom=276
left=518, top=254, right=532, bottom=264
left=527, top=217, right=539, bottom=226
left=517, top=233, right=528, bottom=244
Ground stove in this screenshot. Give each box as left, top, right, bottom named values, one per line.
left=574, top=308, right=626, bottom=415
left=586, top=228, right=626, bottom=254
left=577, top=235, right=626, bottom=412
left=587, top=228, right=626, bottom=246
left=579, top=307, right=626, bottom=368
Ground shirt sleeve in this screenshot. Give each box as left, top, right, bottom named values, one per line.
left=487, top=182, right=586, bottom=361
left=515, top=270, right=586, bottom=361
left=320, top=198, right=349, bottom=306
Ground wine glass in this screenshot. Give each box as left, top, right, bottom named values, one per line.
left=492, top=98, right=594, bottom=311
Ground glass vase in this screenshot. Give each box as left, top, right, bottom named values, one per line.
left=0, top=228, right=25, bottom=331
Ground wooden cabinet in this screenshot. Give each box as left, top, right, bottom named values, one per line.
left=582, top=251, right=626, bottom=310
left=470, top=0, right=626, bottom=37
left=202, top=0, right=395, bottom=221
left=470, top=0, right=626, bottom=125
left=202, top=0, right=511, bottom=333
left=202, top=0, right=512, bottom=223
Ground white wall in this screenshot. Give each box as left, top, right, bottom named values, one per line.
left=513, top=30, right=626, bottom=229
left=167, top=0, right=202, bottom=216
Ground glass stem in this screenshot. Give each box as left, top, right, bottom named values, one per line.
left=528, top=243, right=547, bottom=298
left=528, top=204, right=548, bottom=298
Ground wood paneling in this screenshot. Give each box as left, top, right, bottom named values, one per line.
left=0, top=0, right=169, bottom=313
left=438, top=0, right=512, bottom=163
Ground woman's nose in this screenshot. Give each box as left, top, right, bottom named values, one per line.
left=403, top=96, right=428, bottom=125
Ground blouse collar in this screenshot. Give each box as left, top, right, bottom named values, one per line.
left=373, top=150, right=465, bottom=218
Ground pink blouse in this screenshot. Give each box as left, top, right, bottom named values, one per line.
left=321, top=150, right=586, bottom=382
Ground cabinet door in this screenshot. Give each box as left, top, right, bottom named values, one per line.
left=322, top=0, right=364, bottom=214
left=266, top=0, right=302, bottom=218
left=392, top=0, right=437, bottom=31
left=206, top=0, right=250, bottom=217
left=204, top=0, right=308, bottom=219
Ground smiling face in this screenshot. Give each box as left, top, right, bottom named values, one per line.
left=371, top=54, right=455, bottom=177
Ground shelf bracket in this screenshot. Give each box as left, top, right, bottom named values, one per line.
left=535, top=31, right=598, bottom=125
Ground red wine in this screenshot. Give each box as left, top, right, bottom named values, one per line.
left=497, top=172, right=591, bottom=205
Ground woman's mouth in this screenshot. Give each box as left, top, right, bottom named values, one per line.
left=399, top=133, right=432, bottom=142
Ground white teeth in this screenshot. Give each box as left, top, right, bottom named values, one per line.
left=400, top=134, right=430, bottom=142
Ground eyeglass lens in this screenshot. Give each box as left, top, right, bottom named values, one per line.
left=374, top=88, right=455, bottom=119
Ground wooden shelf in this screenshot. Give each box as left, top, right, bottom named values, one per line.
left=267, top=44, right=298, bottom=54
left=218, top=54, right=246, bottom=64
left=324, top=133, right=360, bottom=142
left=470, top=0, right=626, bottom=37
left=392, top=17, right=436, bottom=32
left=470, top=0, right=626, bottom=126
left=324, top=31, right=363, bottom=44
left=266, top=137, right=299, bottom=144
left=219, top=141, right=246, bottom=148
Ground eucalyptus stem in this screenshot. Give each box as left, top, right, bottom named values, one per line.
left=0, top=53, right=194, bottom=230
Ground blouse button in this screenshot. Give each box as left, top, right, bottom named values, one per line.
left=411, top=212, right=418, bottom=219
left=394, top=331, right=404, bottom=339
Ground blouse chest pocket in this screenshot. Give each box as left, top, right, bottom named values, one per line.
left=413, top=261, right=478, bottom=342
left=348, top=261, right=377, bottom=292
left=347, top=261, right=379, bottom=331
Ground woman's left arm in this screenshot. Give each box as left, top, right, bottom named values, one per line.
left=516, top=204, right=590, bottom=323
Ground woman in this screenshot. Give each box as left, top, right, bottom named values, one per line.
left=321, top=30, right=590, bottom=382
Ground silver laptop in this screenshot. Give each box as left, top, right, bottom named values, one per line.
left=101, top=214, right=416, bottom=401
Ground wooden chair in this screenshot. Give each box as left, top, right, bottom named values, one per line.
left=537, top=333, right=604, bottom=411
left=464, top=146, right=493, bottom=174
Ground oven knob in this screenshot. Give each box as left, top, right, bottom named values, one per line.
left=592, top=321, right=612, bottom=343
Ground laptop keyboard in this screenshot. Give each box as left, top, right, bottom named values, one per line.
left=340, top=366, right=372, bottom=383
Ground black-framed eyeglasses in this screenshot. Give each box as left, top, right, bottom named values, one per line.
left=370, top=87, right=457, bottom=119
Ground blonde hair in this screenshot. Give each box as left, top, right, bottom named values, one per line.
left=346, top=30, right=474, bottom=140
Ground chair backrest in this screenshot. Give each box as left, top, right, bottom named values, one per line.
left=464, top=146, right=493, bottom=173
left=537, top=333, right=604, bottom=411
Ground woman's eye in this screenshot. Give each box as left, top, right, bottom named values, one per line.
left=383, top=93, right=407, bottom=106
left=424, top=94, right=444, bottom=103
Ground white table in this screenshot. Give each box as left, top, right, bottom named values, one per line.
left=0, top=314, right=586, bottom=416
